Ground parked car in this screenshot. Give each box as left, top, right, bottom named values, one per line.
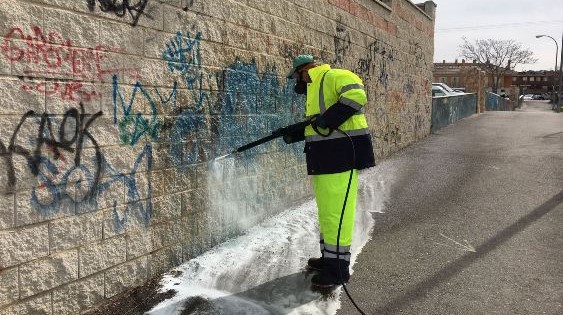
left=432, top=82, right=464, bottom=95
left=532, top=94, right=545, bottom=100
left=523, top=94, right=534, bottom=100
left=432, top=85, right=457, bottom=97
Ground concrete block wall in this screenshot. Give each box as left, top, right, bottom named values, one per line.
left=0, top=0, right=435, bottom=313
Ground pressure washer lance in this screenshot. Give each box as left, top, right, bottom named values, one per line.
left=216, top=118, right=315, bottom=160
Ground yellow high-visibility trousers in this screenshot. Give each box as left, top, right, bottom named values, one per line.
left=312, top=169, right=358, bottom=259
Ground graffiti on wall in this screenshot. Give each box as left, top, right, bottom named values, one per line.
left=112, top=76, right=178, bottom=145
left=280, top=41, right=303, bottom=61
left=163, top=31, right=203, bottom=77
left=372, top=107, right=402, bottom=146
left=0, top=103, right=153, bottom=229
left=0, top=104, right=102, bottom=195
left=0, top=104, right=152, bottom=227
left=403, top=78, right=415, bottom=97
left=1, top=25, right=140, bottom=102
left=409, top=40, right=427, bottom=68
left=355, top=39, right=396, bottom=90
left=86, top=0, right=149, bottom=26
left=333, top=21, right=351, bottom=65
left=162, top=31, right=303, bottom=165
left=163, top=31, right=209, bottom=165
left=112, top=30, right=303, bottom=167
left=432, top=94, right=477, bottom=132
left=18, top=76, right=101, bottom=103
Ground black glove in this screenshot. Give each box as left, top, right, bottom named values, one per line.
left=273, top=119, right=311, bottom=144
left=283, top=133, right=302, bottom=144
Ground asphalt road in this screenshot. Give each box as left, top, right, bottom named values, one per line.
left=339, top=101, right=563, bottom=314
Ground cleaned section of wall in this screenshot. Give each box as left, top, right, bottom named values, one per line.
left=0, top=0, right=435, bottom=313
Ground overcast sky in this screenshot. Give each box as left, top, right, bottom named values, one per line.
left=431, top=0, right=563, bottom=71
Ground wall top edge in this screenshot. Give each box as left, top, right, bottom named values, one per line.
left=405, top=0, right=435, bottom=21
left=372, top=0, right=392, bottom=12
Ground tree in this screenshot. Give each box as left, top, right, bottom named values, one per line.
left=458, top=38, right=537, bottom=93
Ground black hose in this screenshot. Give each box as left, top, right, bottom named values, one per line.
left=334, top=128, right=367, bottom=315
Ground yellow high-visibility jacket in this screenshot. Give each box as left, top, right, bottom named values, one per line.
left=302, top=64, right=376, bottom=175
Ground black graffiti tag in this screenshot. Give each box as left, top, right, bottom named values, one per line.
left=0, top=104, right=103, bottom=196
left=333, top=21, right=351, bottom=65
left=87, top=0, right=149, bottom=26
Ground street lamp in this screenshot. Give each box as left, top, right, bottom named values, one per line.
left=536, top=34, right=560, bottom=112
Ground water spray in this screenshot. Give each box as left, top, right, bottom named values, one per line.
left=214, top=153, right=233, bottom=161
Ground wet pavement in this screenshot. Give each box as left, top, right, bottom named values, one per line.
left=339, top=101, right=563, bottom=314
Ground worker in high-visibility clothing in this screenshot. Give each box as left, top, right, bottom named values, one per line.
left=283, top=55, right=376, bottom=287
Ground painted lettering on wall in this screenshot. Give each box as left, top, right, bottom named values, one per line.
left=112, top=30, right=305, bottom=167
left=0, top=104, right=102, bottom=195
left=333, top=21, right=351, bottom=65
left=18, top=76, right=101, bottom=103
left=1, top=25, right=140, bottom=102
left=86, top=0, right=149, bottom=26
left=162, top=31, right=304, bottom=164
left=163, top=31, right=203, bottom=78
left=0, top=104, right=153, bottom=228
left=355, top=39, right=396, bottom=90
left=112, top=75, right=178, bottom=145
left=409, top=40, right=427, bottom=68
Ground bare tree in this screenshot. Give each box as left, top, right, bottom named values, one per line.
left=459, top=38, right=537, bottom=93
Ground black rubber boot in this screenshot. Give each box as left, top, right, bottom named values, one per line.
left=311, top=258, right=350, bottom=287
left=307, top=257, right=325, bottom=271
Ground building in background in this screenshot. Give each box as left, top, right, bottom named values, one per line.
left=434, top=60, right=557, bottom=96
left=510, top=70, right=558, bottom=96
left=433, top=59, right=483, bottom=90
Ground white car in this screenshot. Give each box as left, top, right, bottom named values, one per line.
left=432, top=83, right=464, bottom=95
left=523, top=94, right=534, bottom=100
left=432, top=85, right=457, bottom=97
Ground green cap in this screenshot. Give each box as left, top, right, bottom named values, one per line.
left=286, top=54, right=314, bottom=78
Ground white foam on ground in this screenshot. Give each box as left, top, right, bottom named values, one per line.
left=147, top=164, right=392, bottom=315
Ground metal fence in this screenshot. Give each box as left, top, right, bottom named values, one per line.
left=431, top=93, right=477, bottom=132
left=485, top=92, right=514, bottom=111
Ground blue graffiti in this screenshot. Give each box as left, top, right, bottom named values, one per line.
left=109, top=144, right=153, bottom=231
left=112, top=75, right=177, bottom=145
left=163, top=31, right=203, bottom=76
left=166, top=58, right=304, bottom=165
left=32, top=143, right=153, bottom=230
left=216, top=60, right=305, bottom=157
left=170, top=107, right=205, bottom=165
left=162, top=31, right=208, bottom=165
left=110, top=31, right=307, bottom=165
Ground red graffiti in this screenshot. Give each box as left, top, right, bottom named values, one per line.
left=20, top=79, right=101, bottom=102
left=2, top=25, right=140, bottom=101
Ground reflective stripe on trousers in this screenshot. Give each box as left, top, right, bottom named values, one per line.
left=313, top=169, right=358, bottom=262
